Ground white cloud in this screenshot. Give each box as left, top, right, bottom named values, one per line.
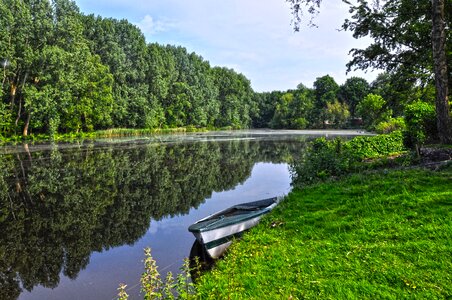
left=135, top=15, right=177, bottom=36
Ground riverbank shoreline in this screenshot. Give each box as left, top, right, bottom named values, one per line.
left=0, top=127, right=374, bottom=146
left=195, top=164, right=452, bottom=299
left=0, top=128, right=372, bottom=154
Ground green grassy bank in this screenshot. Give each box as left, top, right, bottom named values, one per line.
left=195, top=166, right=452, bottom=299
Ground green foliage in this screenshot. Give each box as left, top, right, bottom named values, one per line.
left=325, top=100, right=350, bottom=128
left=82, top=15, right=149, bottom=128
left=0, top=101, right=12, bottom=136
left=196, top=166, right=452, bottom=299
left=312, top=75, right=340, bottom=127
left=370, top=72, right=436, bottom=116
left=356, top=93, right=392, bottom=129
left=0, top=1, right=259, bottom=137
left=213, top=67, right=254, bottom=128
left=141, top=248, right=164, bottom=299
left=403, top=101, right=438, bottom=148
left=2, top=0, right=445, bottom=139
left=293, top=137, right=353, bottom=185
left=346, top=131, right=405, bottom=159
left=120, top=248, right=196, bottom=300
left=175, top=259, right=196, bottom=299
left=293, top=117, right=308, bottom=129
left=338, top=77, right=370, bottom=117
left=292, top=132, right=406, bottom=186
left=270, top=92, right=294, bottom=128
left=313, top=74, right=339, bottom=108
left=343, top=0, right=450, bottom=88
left=0, top=0, right=116, bottom=137
left=270, top=87, right=314, bottom=129
left=375, top=117, right=406, bottom=134
left=342, top=0, right=451, bottom=143
left=252, top=91, right=284, bottom=128
left=287, top=0, right=450, bottom=140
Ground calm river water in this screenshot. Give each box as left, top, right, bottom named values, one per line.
left=0, top=130, right=366, bottom=300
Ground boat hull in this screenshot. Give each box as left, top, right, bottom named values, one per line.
left=195, top=214, right=263, bottom=258
left=188, top=197, right=279, bottom=259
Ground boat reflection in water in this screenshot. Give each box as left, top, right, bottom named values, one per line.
left=188, top=239, right=215, bottom=282
left=188, top=197, right=280, bottom=260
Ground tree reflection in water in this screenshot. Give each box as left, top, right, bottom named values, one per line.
left=0, top=136, right=307, bottom=299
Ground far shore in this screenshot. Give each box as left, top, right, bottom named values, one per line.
left=0, top=128, right=373, bottom=154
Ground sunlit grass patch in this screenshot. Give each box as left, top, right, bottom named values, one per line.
left=196, top=166, right=452, bottom=299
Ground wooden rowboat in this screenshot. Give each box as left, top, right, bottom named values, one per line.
left=188, top=197, right=279, bottom=259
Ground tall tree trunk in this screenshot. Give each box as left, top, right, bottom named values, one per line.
left=15, top=96, right=22, bottom=126
left=23, top=112, right=31, bottom=137
left=15, top=72, right=28, bottom=126
left=10, top=83, right=17, bottom=108
left=432, top=0, right=452, bottom=144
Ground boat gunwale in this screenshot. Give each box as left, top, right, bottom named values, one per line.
left=188, top=197, right=278, bottom=233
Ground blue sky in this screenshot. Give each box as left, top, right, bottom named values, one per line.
left=74, top=0, right=378, bottom=92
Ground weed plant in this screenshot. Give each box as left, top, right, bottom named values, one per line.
left=118, top=248, right=196, bottom=300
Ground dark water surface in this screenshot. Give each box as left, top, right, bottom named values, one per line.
left=0, top=130, right=365, bottom=300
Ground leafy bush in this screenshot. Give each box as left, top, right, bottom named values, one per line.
left=292, top=131, right=405, bottom=187
left=356, top=94, right=392, bottom=130
left=293, top=138, right=352, bottom=185
left=346, top=131, right=405, bottom=159
left=403, top=101, right=437, bottom=148
left=292, top=117, right=308, bottom=129
left=375, top=117, right=406, bottom=134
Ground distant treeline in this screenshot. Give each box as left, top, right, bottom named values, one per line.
left=0, top=0, right=438, bottom=138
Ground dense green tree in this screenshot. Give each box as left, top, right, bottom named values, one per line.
left=213, top=67, right=254, bottom=128
left=342, top=0, right=451, bottom=142
left=287, top=0, right=452, bottom=143
left=174, top=48, right=219, bottom=127
left=0, top=0, right=52, bottom=135
left=313, top=75, right=339, bottom=108
left=0, top=0, right=114, bottom=136
left=164, top=81, right=192, bottom=127
left=0, top=1, right=262, bottom=135
left=41, top=0, right=113, bottom=134
left=271, top=92, right=295, bottom=128
left=146, top=43, right=176, bottom=128
left=270, top=85, right=314, bottom=129
left=370, top=72, right=436, bottom=116
left=312, top=75, right=340, bottom=127
left=356, top=93, right=392, bottom=129
left=82, top=15, right=149, bottom=128
left=252, top=91, right=282, bottom=128
left=147, top=45, right=221, bottom=128
left=114, top=20, right=149, bottom=128
left=326, top=100, right=350, bottom=128
left=338, top=76, right=369, bottom=117
left=0, top=100, right=11, bottom=136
